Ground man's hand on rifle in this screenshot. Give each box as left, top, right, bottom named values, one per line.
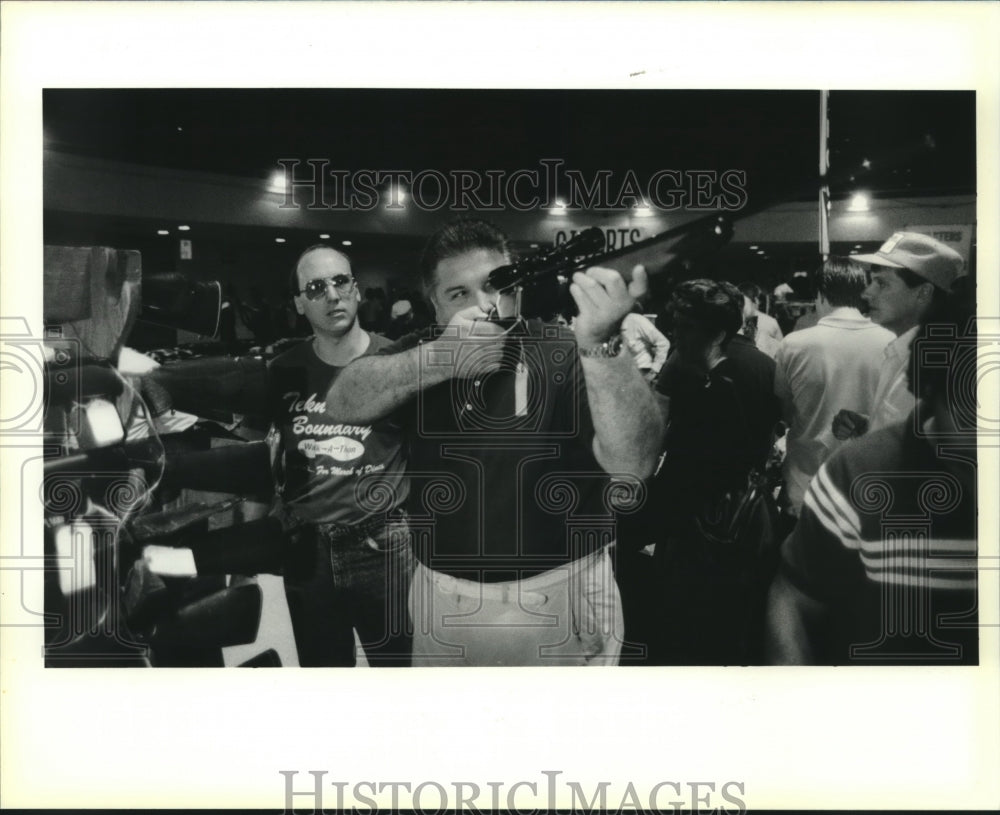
left=571, top=264, right=648, bottom=349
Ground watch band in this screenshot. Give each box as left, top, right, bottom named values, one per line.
left=578, top=333, right=623, bottom=358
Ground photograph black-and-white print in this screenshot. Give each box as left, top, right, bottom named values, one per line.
left=36, top=84, right=981, bottom=669
left=2, top=2, right=998, bottom=812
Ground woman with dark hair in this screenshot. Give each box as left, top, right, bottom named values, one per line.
left=651, top=279, right=780, bottom=664
left=659, top=280, right=777, bottom=500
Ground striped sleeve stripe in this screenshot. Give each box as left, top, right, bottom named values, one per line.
left=858, top=538, right=977, bottom=588
left=802, top=485, right=844, bottom=542
left=815, top=465, right=864, bottom=540
left=865, top=570, right=977, bottom=590
left=856, top=539, right=977, bottom=560
left=802, top=465, right=864, bottom=549
left=860, top=554, right=978, bottom=573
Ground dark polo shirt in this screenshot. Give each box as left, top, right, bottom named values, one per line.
left=382, top=320, right=616, bottom=582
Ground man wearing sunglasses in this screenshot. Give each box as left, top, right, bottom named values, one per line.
left=324, top=219, right=665, bottom=666
left=268, top=245, right=414, bottom=667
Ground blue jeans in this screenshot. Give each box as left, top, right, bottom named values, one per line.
left=282, top=518, right=415, bottom=667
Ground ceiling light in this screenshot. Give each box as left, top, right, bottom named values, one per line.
left=847, top=193, right=870, bottom=212
left=749, top=245, right=758, bottom=251
left=854, top=244, right=862, bottom=249
left=341, top=240, right=352, bottom=247
left=861, top=158, right=871, bottom=169
left=548, top=198, right=568, bottom=216
left=633, top=201, right=654, bottom=217
left=177, top=225, right=191, bottom=231
left=756, top=250, right=765, bottom=255
left=319, top=234, right=330, bottom=240
left=157, top=229, right=169, bottom=236
left=268, top=170, right=288, bottom=195
left=382, top=184, right=407, bottom=207
left=275, top=238, right=286, bottom=244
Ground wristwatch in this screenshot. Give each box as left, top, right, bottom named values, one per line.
left=578, top=333, right=623, bottom=359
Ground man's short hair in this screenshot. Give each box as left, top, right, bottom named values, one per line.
left=288, top=244, right=352, bottom=295
left=669, top=279, right=744, bottom=346
left=418, top=218, right=511, bottom=292
left=816, top=256, right=867, bottom=309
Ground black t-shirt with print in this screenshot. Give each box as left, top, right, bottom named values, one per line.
left=268, top=334, right=408, bottom=525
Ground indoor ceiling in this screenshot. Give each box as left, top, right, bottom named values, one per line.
left=42, top=89, right=977, bottom=283
left=44, top=88, right=976, bottom=203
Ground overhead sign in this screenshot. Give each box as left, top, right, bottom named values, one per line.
left=552, top=227, right=645, bottom=252
left=905, top=224, right=973, bottom=268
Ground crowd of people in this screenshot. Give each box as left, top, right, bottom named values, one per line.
left=263, top=219, right=977, bottom=667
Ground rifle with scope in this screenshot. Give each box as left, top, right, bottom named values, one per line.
left=486, top=214, right=734, bottom=323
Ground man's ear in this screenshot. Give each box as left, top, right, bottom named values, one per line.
left=293, top=295, right=305, bottom=316
left=425, top=287, right=440, bottom=319
left=918, top=281, right=935, bottom=305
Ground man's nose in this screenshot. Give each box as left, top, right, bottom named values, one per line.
left=475, top=290, right=496, bottom=313
left=323, top=280, right=341, bottom=301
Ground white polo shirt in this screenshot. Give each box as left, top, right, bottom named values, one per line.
left=774, top=308, right=894, bottom=511
left=868, top=325, right=920, bottom=432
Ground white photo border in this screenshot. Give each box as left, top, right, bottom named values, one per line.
left=1, top=1, right=998, bottom=810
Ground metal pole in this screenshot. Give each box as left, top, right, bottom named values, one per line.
left=819, top=90, right=831, bottom=259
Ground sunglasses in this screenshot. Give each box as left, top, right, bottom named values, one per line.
left=297, top=274, right=356, bottom=301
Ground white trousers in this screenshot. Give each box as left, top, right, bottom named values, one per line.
left=408, top=547, right=624, bottom=666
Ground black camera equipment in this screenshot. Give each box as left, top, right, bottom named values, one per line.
left=42, top=246, right=277, bottom=667
left=41, top=352, right=278, bottom=666
left=139, top=273, right=223, bottom=338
